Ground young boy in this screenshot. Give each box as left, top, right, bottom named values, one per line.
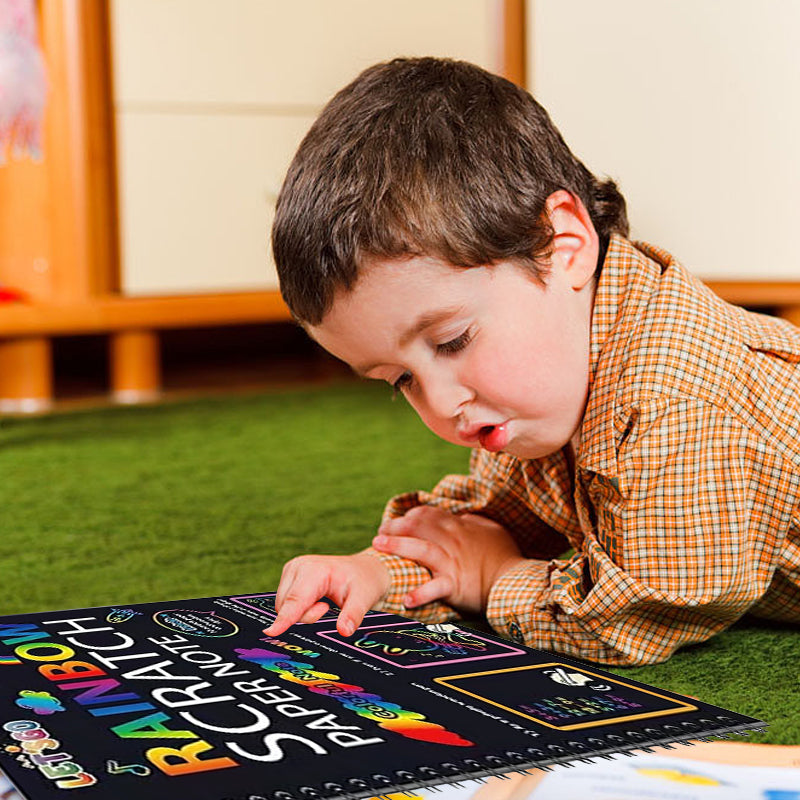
left=265, top=57, right=800, bottom=666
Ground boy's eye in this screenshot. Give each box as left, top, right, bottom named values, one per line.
left=391, top=372, right=413, bottom=394
left=436, top=329, right=472, bottom=355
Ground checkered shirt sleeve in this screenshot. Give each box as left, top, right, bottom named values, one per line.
left=488, top=400, right=800, bottom=665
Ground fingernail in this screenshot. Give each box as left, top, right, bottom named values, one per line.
left=373, top=534, right=388, bottom=547
left=341, top=619, right=354, bottom=636
left=402, top=595, right=414, bottom=608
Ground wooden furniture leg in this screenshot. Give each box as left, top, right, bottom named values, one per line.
left=0, top=337, right=54, bottom=413
left=109, top=329, right=161, bottom=404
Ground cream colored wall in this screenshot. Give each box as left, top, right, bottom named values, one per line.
left=111, top=0, right=500, bottom=295
left=528, top=0, right=800, bottom=280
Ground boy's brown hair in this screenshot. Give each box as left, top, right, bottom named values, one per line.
left=272, top=57, right=628, bottom=325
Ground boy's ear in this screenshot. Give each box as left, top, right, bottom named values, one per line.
left=544, top=190, right=599, bottom=290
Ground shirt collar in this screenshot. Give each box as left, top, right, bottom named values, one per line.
left=576, top=234, right=675, bottom=476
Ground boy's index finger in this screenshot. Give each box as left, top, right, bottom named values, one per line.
left=263, top=594, right=312, bottom=637
left=262, top=613, right=292, bottom=638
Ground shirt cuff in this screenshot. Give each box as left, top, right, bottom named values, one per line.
left=366, top=548, right=461, bottom=623
left=485, top=558, right=551, bottom=644
left=382, top=491, right=425, bottom=521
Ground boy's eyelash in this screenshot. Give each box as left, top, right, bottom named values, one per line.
left=390, top=329, right=472, bottom=396
left=391, top=372, right=413, bottom=395
left=436, top=329, right=473, bottom=355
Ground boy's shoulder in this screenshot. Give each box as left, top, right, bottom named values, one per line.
left=596, top=236, right=800, bottom=411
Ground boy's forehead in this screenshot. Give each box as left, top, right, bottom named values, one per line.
left=309, top=257, right=484, bottom=373
left=338, top=255, right=543, bottom=319
left=327, top=256, right=470, bottom=313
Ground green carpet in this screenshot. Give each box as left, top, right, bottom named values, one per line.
left=1, top=381, right=797, bottom=743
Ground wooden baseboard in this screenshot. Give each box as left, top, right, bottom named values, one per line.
left=704, top=280, right=800, bottom=308
left=1, top=283, right=798, bottom=339
left=0, top=290, right=292, bottom=337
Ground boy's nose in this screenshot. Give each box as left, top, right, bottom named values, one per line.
left=423, top=374, right=473, bottom=421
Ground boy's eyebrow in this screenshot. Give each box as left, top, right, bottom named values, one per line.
left=398, top=306, right=466, bottom=348
left=354, top=306, right=465, bottom=377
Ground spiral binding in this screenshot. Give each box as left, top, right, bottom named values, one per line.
left=222, top=714, right=767, bottom=800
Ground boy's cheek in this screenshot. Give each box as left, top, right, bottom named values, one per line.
left=406, top=402, right=462, bottom=446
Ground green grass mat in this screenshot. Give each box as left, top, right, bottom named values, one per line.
left=1, top=382, right=797, bottom=742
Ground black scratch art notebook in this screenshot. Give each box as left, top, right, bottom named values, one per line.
left=0, top=593, right=764, bottom=800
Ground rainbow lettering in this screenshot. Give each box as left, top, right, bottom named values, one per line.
left=235, top=648, right=473, bottom=746
left=3, top=719, right=97, bottom=789
left=0, top=622, right=240, bottom=778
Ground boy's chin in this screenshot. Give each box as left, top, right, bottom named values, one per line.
left=495, top=433, right=571, bottom=461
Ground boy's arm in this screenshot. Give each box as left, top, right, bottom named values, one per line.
left=373, top=401, right=799, bottom=666
left=374, top=506, right=528, bottom=615
left=483, top=400, right=800, bottom=665
left=367, top=448, right=572, bottom=624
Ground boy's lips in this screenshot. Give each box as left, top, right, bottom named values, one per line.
left=478, top=423, right=508, bottom=452
left=459, top=421, right=509, bottom=452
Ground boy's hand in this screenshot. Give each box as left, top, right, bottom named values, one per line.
left=372, top=506, right=526, bottom=615
left=264, top=551, right=390, bottom=639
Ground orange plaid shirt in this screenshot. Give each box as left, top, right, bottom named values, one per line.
left=372, top=235, right=800, bottom=666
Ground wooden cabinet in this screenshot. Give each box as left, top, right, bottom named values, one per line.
left=6, top=1, right=793, bottom=412
left=1, top=0, right=514, bottom=410
left=110, top=0, right=499, bottom=294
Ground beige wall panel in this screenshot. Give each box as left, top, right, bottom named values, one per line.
left=112, top=0, right=499, bottom=295
left=112, top=0, right=497, bottom=108
left=116, top=112, right=314, bottom=295
left=528, top=0, right=800, bottom=280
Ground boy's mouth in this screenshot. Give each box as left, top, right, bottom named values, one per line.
left=478, top=423, right=508, bottom=452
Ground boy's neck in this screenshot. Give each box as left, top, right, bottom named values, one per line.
left=570, top=429, right=581, bottom=453
left=596, top=235, right=609, bottom=274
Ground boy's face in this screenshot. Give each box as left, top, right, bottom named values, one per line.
left=311, top=253, right=596, bottom=462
